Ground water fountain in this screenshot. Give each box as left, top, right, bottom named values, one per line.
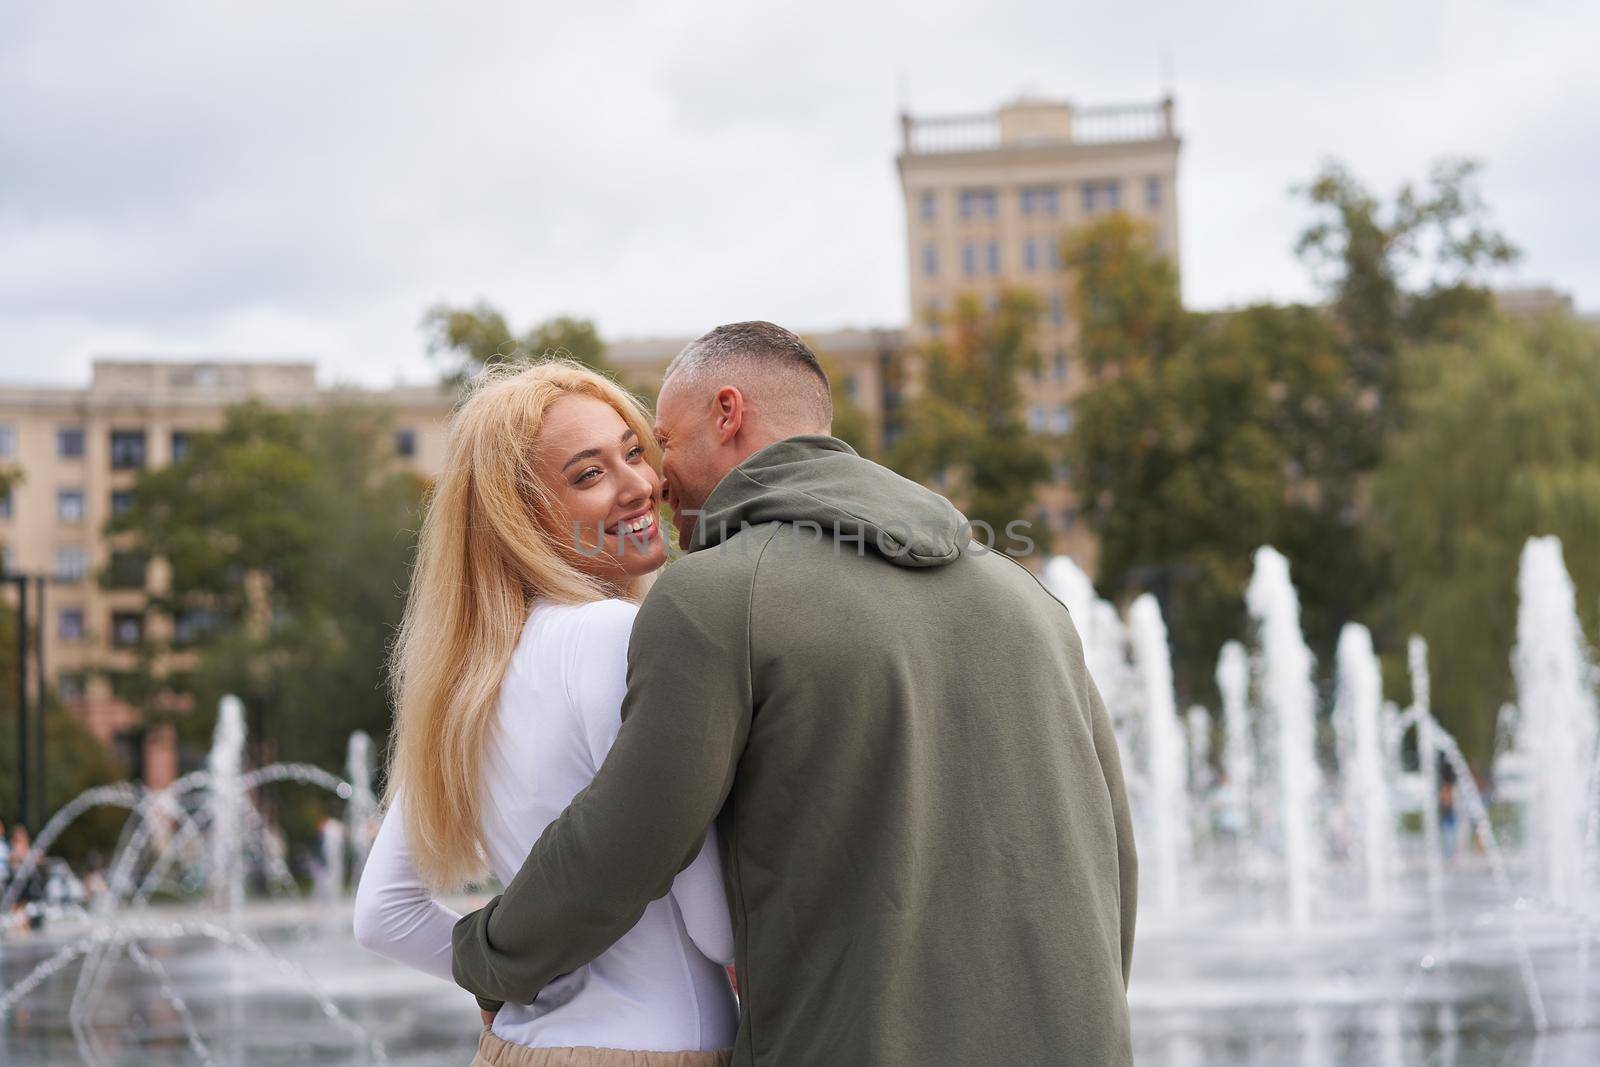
left=2, top=697, right=392, bottom=1065
left=1078, top=536, right=1597, bottom=1063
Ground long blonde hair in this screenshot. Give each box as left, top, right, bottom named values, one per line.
left=387, top=359, right=658, bottom=891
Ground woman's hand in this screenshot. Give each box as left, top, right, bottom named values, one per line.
left=480, top=1006, right=498, bottom=1028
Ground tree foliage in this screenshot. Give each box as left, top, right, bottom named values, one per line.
left=889, top=290, right=1054, bottom=547
left=423, top=302, right=607, bottom=385
left=1373, top=312, right=1600, bottom=763
left=1295, top=158, right=1518, bottom=430
left=107, top=402, right=423, bottom=771
left=1065, top=214, right=1380, bottom=704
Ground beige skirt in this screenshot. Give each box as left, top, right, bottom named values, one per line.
left=469, top=1028, right=733, bottom=1067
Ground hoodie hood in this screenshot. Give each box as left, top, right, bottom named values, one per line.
left=688, top=435, right=966, bottom=567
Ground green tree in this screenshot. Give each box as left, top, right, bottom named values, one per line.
left=107, top=402, right=423, bottom=771
left=1373, top=311, right=1600, bottom=764
left=1295, top=158, right=1518, bottom=430
left=1065, top=215, right=1378, bottom=702
left=424, top=302, right=608, bottom=385
left=889, top=290, right=1053, bottom=548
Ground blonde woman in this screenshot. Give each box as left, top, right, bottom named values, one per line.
left=353, top=361, right=736, bottom=1067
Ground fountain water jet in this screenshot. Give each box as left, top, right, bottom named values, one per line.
left=1129, top=593, right=1191, bottom=913
left=1337, top=623, right=1395, bottom=910
left=1245, top=546, right=1322, bottom=928
left=1513, top=536, right=1599, bottom=908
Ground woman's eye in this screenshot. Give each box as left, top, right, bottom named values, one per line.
left=627, top=445, right=645, bottom=460
left=575, top=467, right=602, bottom=485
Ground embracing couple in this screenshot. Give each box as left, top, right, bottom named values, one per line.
left=353, top=322, right=1137, bottom=1066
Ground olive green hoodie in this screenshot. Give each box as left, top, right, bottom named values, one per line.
left=453, top=436, right=1136, bottom=1066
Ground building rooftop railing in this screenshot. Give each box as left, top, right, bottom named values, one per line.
left=901, top=97, right=1175, bottom=156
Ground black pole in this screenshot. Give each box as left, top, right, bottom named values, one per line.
left=15, top=574, right=29, bottom=832
left=34, top=575, right=46, bottom=826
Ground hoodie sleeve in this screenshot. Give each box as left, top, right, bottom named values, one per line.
left=1087, top=674, right=1138, bottom=987
left=450, top=554, right=757, bottom=1009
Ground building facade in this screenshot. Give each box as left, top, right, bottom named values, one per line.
left=896, top=94, right=1182, bottom=566
left=0, top=360, right=456, bottom=782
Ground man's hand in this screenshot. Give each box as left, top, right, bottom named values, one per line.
left=480, top=1006, right=498, bottom=1028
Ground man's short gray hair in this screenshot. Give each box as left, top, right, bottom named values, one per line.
left=664, top=321, right=833, bottom=431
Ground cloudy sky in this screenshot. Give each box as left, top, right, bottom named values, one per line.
left=2, top=0, right=1596, bottom=388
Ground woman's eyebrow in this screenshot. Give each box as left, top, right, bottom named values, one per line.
left=561, top=428, right=637, bottom=472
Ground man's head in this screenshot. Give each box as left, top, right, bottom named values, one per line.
left=655, top=321, right=833, bottom=549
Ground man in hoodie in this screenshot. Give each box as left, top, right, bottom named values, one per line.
left=452, top=321, right=1137, bottom=1065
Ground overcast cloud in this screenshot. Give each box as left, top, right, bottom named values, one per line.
left=2, top=0, right=1596, bottom=388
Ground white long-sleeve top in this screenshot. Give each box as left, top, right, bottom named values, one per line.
left=353, top=598, right=737, bottom=1052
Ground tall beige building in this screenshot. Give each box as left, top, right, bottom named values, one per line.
left=896, top=94, right=1182, bottom=565
left=0, top=360, right=454, bottom=783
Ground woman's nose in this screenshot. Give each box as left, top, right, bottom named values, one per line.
left=618, top=462, right=658, bottom=505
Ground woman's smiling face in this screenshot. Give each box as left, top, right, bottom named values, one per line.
left=537, top=393, right=667, bottom=587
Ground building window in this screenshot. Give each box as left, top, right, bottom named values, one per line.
left=57, top=489, right=85, bottom=523
left=959, top=187, right=998, bottom=220
left=1053, top=349, right=1069, bottom=382
left=924, top=300, right=942, bottom=332
left=1060, top=506, right=1080, bottom=530
left=110, top=430, right=147, bottom=470
left=1047, top=241, right=1060, bottom=271
left=986, top=241, right=999, bottom=275
left=1146, top=176, right=1162, bottom=208
left=394, top=430, right=417, bottom=458
left=0, top=425, right=14, bottom=459
left=111, top=491, right=134, bottom=517
left=111, top=611, right=144, bottom=647
left=56, top=671, right=87, bottom=702
left=1050, top=292, right=1066, bottom=328
left=922, top=243, right=938, bottom=278
left=1082, top=180, right=1122, bottom=215
left=174, top=608, right=219, bottom=647
left=107, top=551, right=148, bottom=590
left=1023, top=238, right=1037, bottom=272
left=171, top=430, right=193, bottom=463
left=0, top=487, right=11, bottom=520
left=1, top=546, right=11, bottom=575
left=59, top=609, right=86, bottom=642
left=962, top=242, right=977, bottom=278
left=919, top=191, right=937, bottom=220
left=1021, top=185, right=1059, bottom=217
left=58, top=427, right=86, bottom=458
left=1028, top=406, right=1047, bottom=433
left=1052, top=405, right=1072, bottom=434
left=55, top=546, right=88, bottom=583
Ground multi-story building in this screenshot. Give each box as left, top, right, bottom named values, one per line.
left=896, top=93, right=1182, bottom=566
left=0, top=359, right=455, bottom=783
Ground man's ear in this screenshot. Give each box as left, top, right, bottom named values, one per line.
left=712, top=386, right=744, bottom=445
